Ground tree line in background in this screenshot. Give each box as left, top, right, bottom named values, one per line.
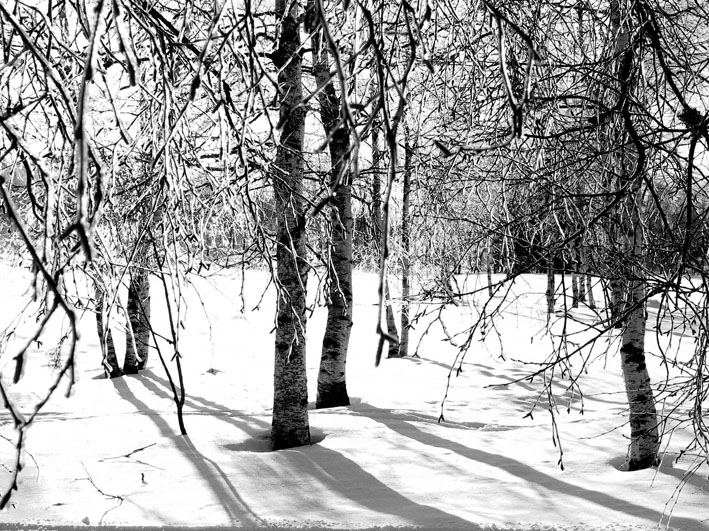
left=1, top=0, right=708, bottom=507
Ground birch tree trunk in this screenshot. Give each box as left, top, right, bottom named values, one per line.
left=397, top=122, right=413, bottom=358
left=370, top=71, right=400, bottom=358
left=620, top=277, right=660, bottom=469
left=616, top=161, right=659, bottom=468
left=308, top=3, right=352, bottom=408
left=611, top=0, right=660, bottom=469
left=126, top=269, right=151, bottom=372
left=270, top=0, right=310, bottom=449
left=95, top=282, right=121, bottom=378
left=610, top=277, right=625, bottom=327
left=124, top=68, right=154, bottom=374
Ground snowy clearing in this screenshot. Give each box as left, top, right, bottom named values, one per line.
left=0, top=266, right=707, bottom=530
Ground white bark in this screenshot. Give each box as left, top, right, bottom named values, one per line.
left=270, top=0, right=310, bottom=450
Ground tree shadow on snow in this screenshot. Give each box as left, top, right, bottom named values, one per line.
left=129, top=371, right=704, bottom=529
left=273, top=442, right=477, bottom=529
left=110, top=376, right=265, bottom=527
left=140, top=369, right=271, bottom=435
left=139, top=372, right=474, bottom=528
left=415, top=356, right=626, bottom=411
left=140, top=370, right=333, bottom=450
left=407, top=355, right=454, bottom=372
left=350, top=403, right=706, bottom=530
left=139, top=371, right=280, bottom=449
left=610, top=454, right=709, bottom=493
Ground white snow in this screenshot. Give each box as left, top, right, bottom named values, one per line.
left=0, top=265, right=706, bottom=530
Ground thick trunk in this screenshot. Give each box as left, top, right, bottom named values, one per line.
left=270, top=0, right=310, bottom=450
left=620, top=281, right=660, bottom=469
left=126, top=269, right=151, bottom=372
left=310, top=9, right=352, bottom=408
left=397, top=123, right=413, bottom=358
left=95, top=283, right=121, bottom=378
left=616, top=193, right=658, bottom=468
left=317, top=171, right=352, bottom=407
left=611, top=0, right=659, bottom=469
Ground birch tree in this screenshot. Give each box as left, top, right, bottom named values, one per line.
left=95, top=276, right=121, bottom=378
left=370, top=58, right=400, bottom=358
left=611, top=0, right=660, bottom=469
left=270, top=0, right=311, bottom=449
left=307, top=0, right=354, bottom=409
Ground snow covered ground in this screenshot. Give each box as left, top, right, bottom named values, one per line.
left=0, top=264, right=707, bottom=530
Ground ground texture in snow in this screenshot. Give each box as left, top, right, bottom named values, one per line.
left=0, top=266, right=706, bottom=530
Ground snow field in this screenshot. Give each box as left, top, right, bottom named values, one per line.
left=0, top=266, right=706, bottom=529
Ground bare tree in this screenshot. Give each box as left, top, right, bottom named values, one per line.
left=95, top=274, right=122, bottom=378
left=269, top=0, right=311, bottom=449
left=307, top=0, right=354, bottom=409
left=611, top=0, right=660, bottom=469
left=370, top=56, right=400, bottom=358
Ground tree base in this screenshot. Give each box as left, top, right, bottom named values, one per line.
left=626, top=455, right=659, bottom=471
left=106, top=367, right=123, bottom=379
left=271, top=427, right=311, bottom=450
left=123, top=362, right=139, bottom=375
left=316, top=381, right=350, bottom=409
left=387, top=343, right=403, bottom=358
